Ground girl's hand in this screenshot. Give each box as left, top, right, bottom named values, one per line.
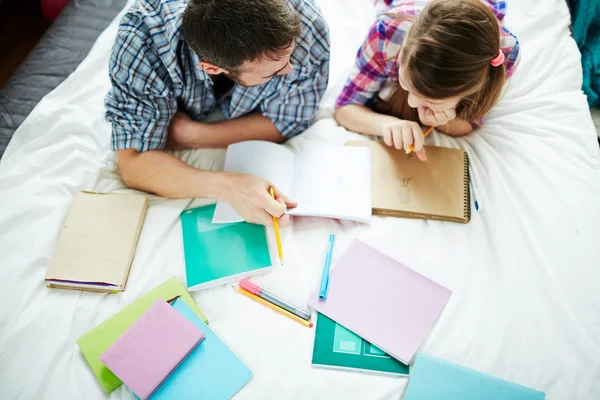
left=381, top=119, right=427, bottom=161
left=418, top=106, right=456, bottom=127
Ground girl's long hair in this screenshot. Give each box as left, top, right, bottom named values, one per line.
left=375, top=0, right=506, bottom=122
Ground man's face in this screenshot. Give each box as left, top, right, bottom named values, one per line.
left=201, top=43, right=296, bottom=87
left=230, top=42, right=296, bottom=86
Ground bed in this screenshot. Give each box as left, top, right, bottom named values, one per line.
left=0, top=0, right=599, bottom=399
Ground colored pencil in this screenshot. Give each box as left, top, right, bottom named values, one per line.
left=237, top=287, right=313, bottom=327
left=269, top=187, right=284, bottom=265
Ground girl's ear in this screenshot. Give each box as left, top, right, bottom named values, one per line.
left=199, top=61, right=226, bottom=75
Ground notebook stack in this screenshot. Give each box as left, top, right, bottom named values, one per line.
left=77, top=277, right=253, bottom=400
left=308, top=240, right=452, bottom=374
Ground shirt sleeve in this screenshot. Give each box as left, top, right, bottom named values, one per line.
left=336, top=18, right=398, bottom=108
left=500, top=26, right=520, bottom=79
left=105, top=21, right=176, bottom=152
left=260, top=57, right=329, bottom=138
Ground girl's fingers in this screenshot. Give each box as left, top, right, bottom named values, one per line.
left=383, top=128, right=394, bottom=147
left=392, top=126, right=404, bottom=150
left=412, top=125, right=425, bottom=151
left=401, top=127, right=414, bottom=151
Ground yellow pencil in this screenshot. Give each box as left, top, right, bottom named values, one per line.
left=237, top=287, right=313, bottom=327
left=406, top=126, right=434, bottom=154
left=269, top=187, right=284, bottom=265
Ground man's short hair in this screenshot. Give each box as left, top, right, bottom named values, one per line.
left=182, top=0, right=302, bottom=72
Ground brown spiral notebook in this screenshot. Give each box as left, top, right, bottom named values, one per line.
left=345, top=141, right=471, bottom=223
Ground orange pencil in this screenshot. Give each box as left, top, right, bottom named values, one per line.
left=406, top=126, right=434, bottom=154
left=269, top=187, right=284, bottom=265
left=237, top=287, right=313, bottom=328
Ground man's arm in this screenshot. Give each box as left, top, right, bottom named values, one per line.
left=117, top=149, right=296, bottom=226
left=166, top=112, right=284, bottom=149
left=117, top=149, right=228, bottom=199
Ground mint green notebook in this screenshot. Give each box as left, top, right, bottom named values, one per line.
left=312, top=313, right=409, bottom=376
left=180, top=205, right=272, bottom=291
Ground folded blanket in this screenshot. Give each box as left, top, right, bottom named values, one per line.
left=571, top=0, right=600, bottom=107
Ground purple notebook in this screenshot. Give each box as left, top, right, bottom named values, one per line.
left=99, top=299, right=204, bottom=399
left=308, top=240, right=451, bottom=365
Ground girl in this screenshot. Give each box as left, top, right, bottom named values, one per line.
left=334, top=0, right=520, bottom=161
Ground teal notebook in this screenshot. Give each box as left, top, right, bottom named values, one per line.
left=404, top=354, right=545, bottom=400
left=152, top=298, right=253, bottom=400
left=312, top=313, right=409, bottom=376
left=181, top=205, right=272, bottom=291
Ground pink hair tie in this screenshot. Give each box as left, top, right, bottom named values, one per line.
left=490, top=50, right=505, bottom=67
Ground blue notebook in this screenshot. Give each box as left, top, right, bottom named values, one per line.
left=404, top=354, right=545, bottom=400
left=152, top=299, right=253, bottom=400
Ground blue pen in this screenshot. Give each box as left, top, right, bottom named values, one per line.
left=470, top=179, right=483, bottom=213
left=319, top=234, right=335, bottom=299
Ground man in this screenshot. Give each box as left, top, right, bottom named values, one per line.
left=105, top=0, right=330, bottom=225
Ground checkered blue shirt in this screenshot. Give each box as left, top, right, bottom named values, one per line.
left=105, top=0, right=330, bottom=152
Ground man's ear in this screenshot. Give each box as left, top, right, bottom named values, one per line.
left=199, top=61, right=226, bottom=75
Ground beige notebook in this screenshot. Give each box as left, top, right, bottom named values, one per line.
left=46, top=191, right=148, bottom=292
left=346, top=141, right=470, bottom=223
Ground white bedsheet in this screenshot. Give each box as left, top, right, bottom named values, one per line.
left=1, top=0, right=599, bottom=399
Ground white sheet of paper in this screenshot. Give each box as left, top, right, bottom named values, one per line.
left=289, top=146, right=371, bottom=223
left=212, top=141, right=296, bottom=223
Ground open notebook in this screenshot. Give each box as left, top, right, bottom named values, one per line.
left=345, top=141, right=471, bottom=223
left=212, top=141, right=371, bottom=224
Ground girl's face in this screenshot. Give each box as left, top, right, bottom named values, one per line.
left=398, top=68, right=461, bottom=113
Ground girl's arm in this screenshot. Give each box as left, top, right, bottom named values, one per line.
left=334, top=104, right=401, bottom=136
left=436, top=119, right=474, bottom=137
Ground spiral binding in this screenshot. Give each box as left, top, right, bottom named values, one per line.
left=464, top=153, right=471, bottom=222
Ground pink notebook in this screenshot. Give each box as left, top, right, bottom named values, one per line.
left=99, top=299, right=204, bottom=399
left=308, top=240, right=451, bottom=365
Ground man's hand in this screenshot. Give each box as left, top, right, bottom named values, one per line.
left=166, top=111, right=202, bottom=150
left=417, top=106, right=456, bottom=127
left=166, top=111, right=285, bottom=150
left=222, top=172, right=297, bottom=226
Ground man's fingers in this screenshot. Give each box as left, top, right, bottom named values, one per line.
left=416, top=149, right=427, bottom=161
left=278, top=214, right=291, bottom=227
left=271, top=186, right=297, bottom=208
left=264, top=195, right=287, bottom=218
left=255, top=210, right=274, bottom=227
